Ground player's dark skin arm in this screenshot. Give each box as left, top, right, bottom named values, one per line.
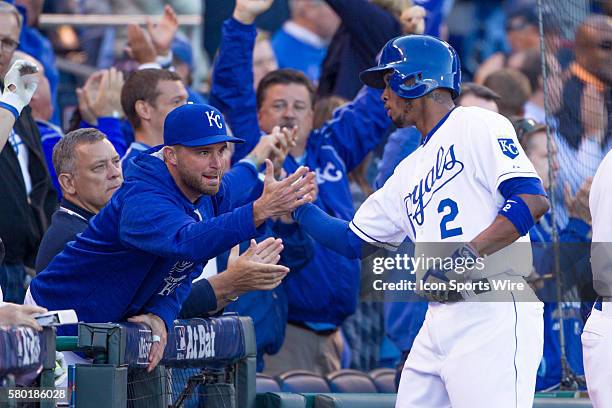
left=470, top=194, right=550, bottom=256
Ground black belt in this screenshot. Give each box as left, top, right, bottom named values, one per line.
left=444, top=278, right=492, bottom=302
left=288, top=321, right=338, bottom=336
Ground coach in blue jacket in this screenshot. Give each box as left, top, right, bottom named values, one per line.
left=210, top=0, right=389, bottom=374
left=29, top=103, right=316, bottom=372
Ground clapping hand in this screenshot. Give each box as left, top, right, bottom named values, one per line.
left=76, top=68, right=124, bottom=124
left=233, top=0, right=274, bottom=24
left=146, top=5, right=179, bottom=57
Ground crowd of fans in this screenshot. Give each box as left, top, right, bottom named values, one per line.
left=0, top=0, right=610, bottom=395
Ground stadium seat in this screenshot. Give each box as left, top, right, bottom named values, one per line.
left=325, top=369, right=379, bottom=393
left=257, top=373, right=282, bottom=393
left=276, top=370, right=331, bottom=393
left=369, top=368, right=396, bottom=393
left=313, top=393, right=397, bottom=408
left=256, top=392, right=308, bottom=408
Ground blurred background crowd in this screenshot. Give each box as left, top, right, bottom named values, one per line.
left=0, top=0, right=611, bottom=393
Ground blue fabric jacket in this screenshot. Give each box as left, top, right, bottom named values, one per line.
left=36, top=120, right=63, bottom=199
left=210, top=17, right=390, bottom=326
left=222, top=221, right=314, bottom=372
left=271, top=26, right=327, bottom=82
left=31, top=147, right=264, bottom=333
left=79, top=118, right=128, bottom=158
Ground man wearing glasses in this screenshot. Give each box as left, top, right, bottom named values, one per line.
left=0, top=1, right=56, bottom=303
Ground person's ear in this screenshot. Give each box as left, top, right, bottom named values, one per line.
left=135, top=100, right=152, bottom=122
left=163, top=146, right=179, bottom=166
left=58, top=173, right=77, bottom=195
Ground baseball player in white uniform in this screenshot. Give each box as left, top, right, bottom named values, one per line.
left=582, top=149, right=612, bottom=407
left=291, top=35, right=550, bottom=407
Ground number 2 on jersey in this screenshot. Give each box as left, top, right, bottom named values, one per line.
left=438, top=198, right=463, bottom=239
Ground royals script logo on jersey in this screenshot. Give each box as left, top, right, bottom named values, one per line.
left=404, top=145, right=464, bottom=228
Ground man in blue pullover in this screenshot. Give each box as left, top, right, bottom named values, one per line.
left=210, top=0, right=390, bottom=375
left=28, top=103, right=316, bottom=372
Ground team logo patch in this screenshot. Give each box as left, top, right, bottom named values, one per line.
left=497, top=138, right=519, bottom=159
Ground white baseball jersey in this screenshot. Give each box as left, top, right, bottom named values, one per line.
left=350, top=106, right=540, bottom=278
left=590, top=149, right=612, bottom=242
left=583, top=149, right=612, bottom=408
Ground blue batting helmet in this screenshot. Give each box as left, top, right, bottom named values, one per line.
left=360, top=35, right=461, bottom=99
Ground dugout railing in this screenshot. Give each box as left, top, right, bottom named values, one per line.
left=0, top=325, right=57, bottom=408
left=0, top=315, right=256, bottom=407
left=65, top=315, right=257, bottom=407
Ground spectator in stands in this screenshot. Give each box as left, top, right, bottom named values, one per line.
left=253, top=31, right=278, bottom=89
left=13, top=0, right=60, bottom=124
left=34, top=129, right=122, bottom=272
left=516, top=49, right=547, bottom=124
left=483, top=68, right=532, bottom=118
left=512, top=117, right=590, bottom=391
left=317, top=0, right=409, bottom=101
left=11, top=51, right=62, bottom=197
left=28, top=103, right=316, bottom=373
left=475, top=7, right=541, bottom=84
left=0, top=2, right=56, bottom=303
left=74, top=68, right=128, bottom=157
left=271, top=0, right=339, bottom=82
left=171, top=35, right=208, bottom=105
left=180, top=132, right=316, bottom=372
left=212, top=0, right=390, bottom=376
left=121, top=69, right=188, bottom=162
left=454, top=82, right=501, bottom=113
left=554, top=14, right=612, bottom=198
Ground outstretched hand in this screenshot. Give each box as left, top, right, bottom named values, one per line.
left=253, top=160, right=317, bottom=225
left=226, top=238, right=289, bottom=292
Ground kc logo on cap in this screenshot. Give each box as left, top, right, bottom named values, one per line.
left=205, top=110, right=223, bottom=129
left=163, top=103, right=245, bottom=147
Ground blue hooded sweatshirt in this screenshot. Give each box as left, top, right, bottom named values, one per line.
left=30, top=147, right=264, bottom=333
left=210, top=18, right=390, bottom=326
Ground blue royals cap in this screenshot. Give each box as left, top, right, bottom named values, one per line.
left=163, top=103, right=244, bottom=147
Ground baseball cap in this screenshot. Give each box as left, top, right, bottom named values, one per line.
left=163, top=103, right=244, bottom=147
left=510, top=117, right=546, bottom=142
left=172, top=36, right=193, bottom=69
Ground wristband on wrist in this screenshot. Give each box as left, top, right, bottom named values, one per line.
left=498, top=195, right=534, bottom=236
